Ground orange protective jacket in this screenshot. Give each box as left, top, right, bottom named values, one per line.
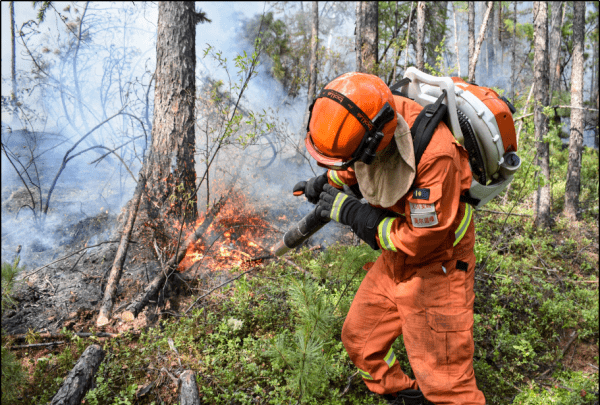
left=327, top=95, right=474, bottom=272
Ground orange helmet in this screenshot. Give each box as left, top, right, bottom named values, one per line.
left=305, top=72, right=397, bottom=170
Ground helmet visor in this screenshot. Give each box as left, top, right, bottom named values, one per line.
left=305, top=133, right=356, bottom=170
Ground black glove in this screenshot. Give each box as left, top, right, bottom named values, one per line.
left=293, top=172, right=328, bottom=204
left=317, top=184, right=391, bottom=250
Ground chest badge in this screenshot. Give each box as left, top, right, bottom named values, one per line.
left=412, top=188, right=430, bottom=200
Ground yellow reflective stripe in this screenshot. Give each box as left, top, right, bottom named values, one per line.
left=328, top=170, right=346, bottom=187
left=358, top=369, right=373, bottom=380
left=454, top=203, right=473, bottom=246
left=377, top=217, right=397, bottom=251
left=384, top=347, right=397, bottom=368
left=330, top=193, right=348, bottom=222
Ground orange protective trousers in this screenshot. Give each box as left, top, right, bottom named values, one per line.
left=341, top=220, right=485, bottom=405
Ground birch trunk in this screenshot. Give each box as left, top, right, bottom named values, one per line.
left=468, top=1, right=475, bottom=78
left=355, top=1, right=362, bottom=72
left=467, top=1, right=493, bottom=83
left=511, top=1, right=517, bottom=100
left=453, top=2, right=461, bottom=77
left=564, top=1, right=586, bottom=219
left=301, top=1, right=319, bottom=137
left=415, top=2, right=426, bottom=71
left=10, top=1, right=17, bottom=104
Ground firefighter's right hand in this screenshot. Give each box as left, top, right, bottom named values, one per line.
left=293, top=172, right=328, bottom=204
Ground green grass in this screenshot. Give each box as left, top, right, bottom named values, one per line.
left=4, top=220, right=597, bottom=404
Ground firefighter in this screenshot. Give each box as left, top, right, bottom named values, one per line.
left=294, top=72, right=485, bottom=405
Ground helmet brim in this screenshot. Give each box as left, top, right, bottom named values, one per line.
left=305, top=132, right=350, bottom=170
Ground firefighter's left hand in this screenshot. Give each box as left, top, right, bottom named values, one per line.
left=317, top=184, right=390, bottom=250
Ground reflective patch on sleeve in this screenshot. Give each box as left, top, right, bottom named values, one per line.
left=384, top=347, right=397, bottom=368
left=453, top=203, right=473, bottom=246
left=377, top=217, right=397, bottom=251
left=328, top=170, right=346, bottom=187
left=358, top=368, right=374, bottom=380
left=330, top=193, right=348, bottom=222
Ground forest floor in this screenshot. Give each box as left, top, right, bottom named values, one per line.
left=1, top=191, right=598, bottom=404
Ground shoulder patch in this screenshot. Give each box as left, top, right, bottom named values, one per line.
left=412, top=188, right=430, bottom=200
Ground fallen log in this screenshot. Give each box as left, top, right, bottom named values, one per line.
left=179, top=370, right=201, bottom=405
left=97, top=174, right=147, bottom=327
left=49, top=344, right=105, bottom=405
left=121, top=194, right=229, bottom=321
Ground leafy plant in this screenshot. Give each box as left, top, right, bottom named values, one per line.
left=1, top=256, right=25, bottom=403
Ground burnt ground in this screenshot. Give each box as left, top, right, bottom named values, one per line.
left=1, top=181, right=351, bottom=337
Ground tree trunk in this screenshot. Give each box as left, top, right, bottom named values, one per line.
left=179, top=370, right=201, bottom=405
left=97, top=173, right=147, bottom=327
left=144, top=1, right=198, bottom=234
left=564, top=1, right=586, bottom=219
left=511, top=1, right=517, bottom=100
left=548, top=1, right=563, bottom=100
left=468, top=1, right=475, bottom=79
left=467, top=1, right=493, bottom=83
left=355, top=1, right=362, bottom=72
left=358, top=1, right=378, bottom=74
left=415, top=2, right=426, bottom=71
left=301, top=1, right=319, bottom=137
left=10, top=1, right=17, bottom=104
left=533, top=1, right=552, bottom=228
left=486, top=2, right=495, bottom=77
left=424, top=1, right=447, bottom=71
left=403, top=1, right=415, bottom=73
left=49, top=345, right=105, bottom=405
left=453, top=2, right=461, bottom=77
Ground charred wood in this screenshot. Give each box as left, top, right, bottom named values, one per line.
left=179, top=370, right=201, bottom=405
left=97, top=174, right=147, bottom=327
left=49, top=344, right=105, bottom=405
left=121, top=194, right=229, bottom=321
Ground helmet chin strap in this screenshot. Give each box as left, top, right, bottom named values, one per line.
left=307, top=88, right=396, bottom=167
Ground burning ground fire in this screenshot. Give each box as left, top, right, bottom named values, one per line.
left=176, top=189, right=271, bottom=273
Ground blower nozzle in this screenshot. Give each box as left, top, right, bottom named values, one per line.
left=271, top=207, right=330, bottom=257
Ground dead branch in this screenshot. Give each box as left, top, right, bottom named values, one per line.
left=97, top=174, right=147, bottom=327
left=179, top=370, right=201, bottom=405
left=89, top=134, right=144, bottom=165
left=49, top=344, right=105, bottom=405
left=21, top=240, right=123, bottom=279
left=121, top=194, right=229, bottom=321
left=10, top=341, right=65, bottom=350
left=43, top=106, right=126, bottom=215
left=72, top=144, right=138, bottom=182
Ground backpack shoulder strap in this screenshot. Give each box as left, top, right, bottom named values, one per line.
left=390, top=77, right=411, bottom=97
left=410, top=90, right=447, bottom=168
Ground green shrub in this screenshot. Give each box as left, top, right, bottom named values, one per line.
left=1, top=257, right=26, bottom=403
